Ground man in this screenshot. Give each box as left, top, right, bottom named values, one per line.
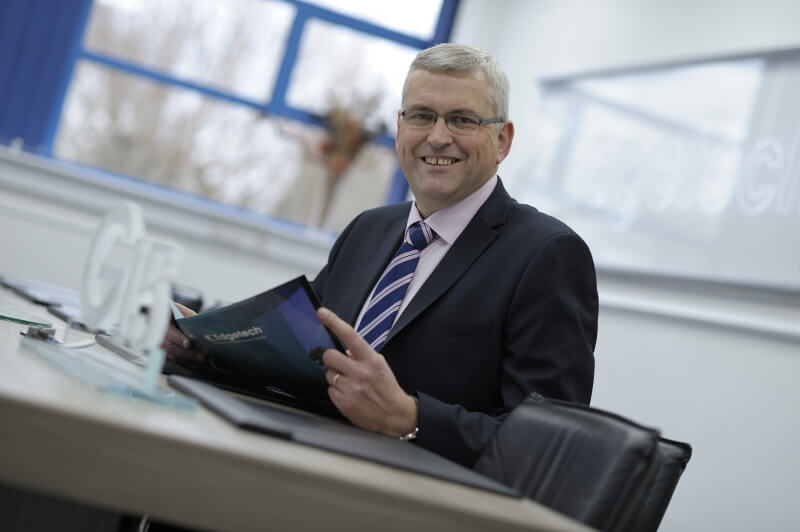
left=166, top=43, right=597, bottom=468
left=308, top=43, right=597, bottom=467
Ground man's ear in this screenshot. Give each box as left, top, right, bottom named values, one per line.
left=496, top=120, right=514, bottom=164
left=395, top=110, right=403, bottom=149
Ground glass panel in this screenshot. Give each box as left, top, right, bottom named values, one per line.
left=287, top=19, right=419, bottom=136
left=54, top=61, right=397, bottom=232
left=305, top=0, right=443, bottom=40
left=574, top=61, right=761, bottom=142
left=84, top=0, right=294, bottom=101
left=511, top=54, right=800, bottom=288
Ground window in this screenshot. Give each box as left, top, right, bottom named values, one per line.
left=287, top=18, right=420, bottom=136
left=46, top=0, right=457, bottom=232
left=81, top=0, right=294, bottom=101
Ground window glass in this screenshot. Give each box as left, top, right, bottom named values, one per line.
left=84, top=0, right=294, bottom=101
left=305, top=0, right=443, bottom=40
left=287, top=19, right=419, bottom=136
left=54, top=61, right=397, bottom=231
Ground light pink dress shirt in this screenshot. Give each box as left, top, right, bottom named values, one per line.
left=355, top=176, right=499, bottom=329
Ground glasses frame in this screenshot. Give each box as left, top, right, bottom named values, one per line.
left=400, top=108, right=505, bottom=134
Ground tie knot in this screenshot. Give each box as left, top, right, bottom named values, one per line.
left=406, top=222, right=435, bottom=251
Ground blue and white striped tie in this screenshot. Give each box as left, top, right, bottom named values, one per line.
left=356, top=221, right=435, bottom=351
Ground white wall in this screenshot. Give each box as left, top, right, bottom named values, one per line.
left=452, top=1, right=800, bottom=531
left=0, top=147, right=332, bottom=305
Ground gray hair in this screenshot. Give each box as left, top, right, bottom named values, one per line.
left=402, top=43, right=510, bottom=120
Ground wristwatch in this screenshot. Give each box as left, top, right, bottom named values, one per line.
left=399, top=396, right=419, bottom=441
left=398, top=426, right=419, bottom=441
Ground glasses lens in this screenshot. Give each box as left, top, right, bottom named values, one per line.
left=404, top=110, right=436, bottom=126
left=446, top=114, right=480, bottom=131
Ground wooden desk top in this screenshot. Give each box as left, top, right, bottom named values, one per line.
left=0, top=286, right=591, bottom=532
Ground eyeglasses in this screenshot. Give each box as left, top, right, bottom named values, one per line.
left=400, top=109, right=504, bottom=134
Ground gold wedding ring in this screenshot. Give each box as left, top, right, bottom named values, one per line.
left=332, top=372, right=341, bottom=387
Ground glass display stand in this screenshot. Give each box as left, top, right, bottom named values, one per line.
left=20, top=331, right=197, bottom=411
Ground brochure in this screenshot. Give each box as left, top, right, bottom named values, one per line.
left=172, top=276, right=341, bottom=401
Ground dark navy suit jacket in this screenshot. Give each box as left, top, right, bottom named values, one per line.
left=312, top=180, right=598, bottom=467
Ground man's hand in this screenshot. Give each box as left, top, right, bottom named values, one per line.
left=317, top=307, right=418, bottom=438
left=161, top=302, right=206, bottom=366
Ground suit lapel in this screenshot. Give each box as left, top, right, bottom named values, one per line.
left=342, top=214, right=406, bottom=325
left=386, top=181, right=513, bottom=343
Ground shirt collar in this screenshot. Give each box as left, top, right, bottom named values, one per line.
left=406, top=175, right=498, bottom=245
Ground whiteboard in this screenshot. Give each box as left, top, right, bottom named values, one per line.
left=508, top=51, right=800, bottom=290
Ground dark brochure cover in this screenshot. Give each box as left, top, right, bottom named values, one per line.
left=173, top=276, right=339, bottom=401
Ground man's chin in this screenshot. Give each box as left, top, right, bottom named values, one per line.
left=412, top=183, right=461, bottom=210
left=414, top=179, right=455, bottom=196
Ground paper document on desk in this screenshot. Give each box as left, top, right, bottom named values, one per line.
left=172, top=276, right=340, bottom=400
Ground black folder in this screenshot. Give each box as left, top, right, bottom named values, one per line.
left=168, top=375, right=519, bottom=498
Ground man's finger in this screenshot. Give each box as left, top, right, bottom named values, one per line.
left=165, top=326, right=191, bottom=349
left=173, top=301, right=196, bottom=318
left=162, top=341, right=205, bottom=364
left=317, top=307, right=372, bottom=360
left=322, top=347, right=357, bottom=375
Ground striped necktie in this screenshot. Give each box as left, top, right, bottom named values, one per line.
left=356, top=221, right=435, bottom=351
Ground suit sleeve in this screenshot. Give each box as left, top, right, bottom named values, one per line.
left=414, top=232, right=598, bottom=467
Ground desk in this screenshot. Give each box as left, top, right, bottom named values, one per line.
left=0, top=286, right=591, bottom=532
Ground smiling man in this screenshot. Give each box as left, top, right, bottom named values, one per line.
left=310, top=43, right=599, bottom=467
left=163, top=43, right=598, bottom=468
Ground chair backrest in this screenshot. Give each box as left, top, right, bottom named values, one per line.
left=621, top=437, right=692, bottom=532
left=474, top=394, right=661, bottom=532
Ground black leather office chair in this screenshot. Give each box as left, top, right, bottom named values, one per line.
left=621, top=437, right=692, bottom=532
left=473, top=394, right=662, bottom=532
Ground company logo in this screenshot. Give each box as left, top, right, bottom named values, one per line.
left=204, top=326, right=264, bottom=343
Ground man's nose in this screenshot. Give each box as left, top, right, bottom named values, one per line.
left=426, top=116, right=453, bottom=146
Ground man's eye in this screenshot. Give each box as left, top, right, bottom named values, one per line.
left=408, top=111, right=435, bottom=121
left=448, top=115, right=479, bottom=126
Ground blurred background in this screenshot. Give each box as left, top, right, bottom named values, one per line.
left=1, top=1, right=799, bottom=531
